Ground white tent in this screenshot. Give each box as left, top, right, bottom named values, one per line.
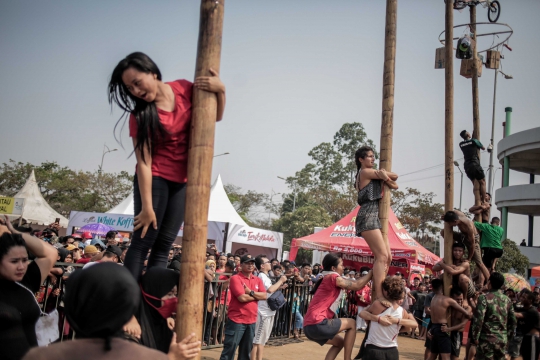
left=11, top=170, right=69, bottom=227
left=106, top=174, right=248, bottom=226
left=107, top=193, right=134, bottom=215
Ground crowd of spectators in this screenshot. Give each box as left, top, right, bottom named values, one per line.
left=1, top=215, right=539, bottom=360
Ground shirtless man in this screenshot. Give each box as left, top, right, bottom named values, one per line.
left=427, top=279, right=472, bottom=360
left=442, top=210, right=490, bottom=287
left=469, top=193, right=491, bottom=223
left=433, top=242, right=476, bottom=304
left=442, top=288, right=470, bottom=360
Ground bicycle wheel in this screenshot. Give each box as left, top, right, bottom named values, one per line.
left=488, top=0, right=501, bottom=23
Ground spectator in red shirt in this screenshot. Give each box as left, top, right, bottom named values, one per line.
left=216, top=254, right=227, bottom=273
left=410, top=277, right=421, bottom=291
left=303, top=254, right=373, bottom=360
left=219, top=256, right=267, bottom=360
left=355, top=270, right=372, bottom=331
left=76, top=245, right=99, bottom=265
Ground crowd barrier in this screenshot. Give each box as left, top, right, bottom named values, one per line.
left=35, top=264, right=360, bottom=350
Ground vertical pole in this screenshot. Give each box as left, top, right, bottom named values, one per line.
left=488, top=70, right=499, bottom=195
left=443, top=0, right=454, bottom=299
left=459, top=172, right=463, bottom=211
left=501, top=107, right=512, bottom=240
left=378, top=0, right=398, bottom=299
left=176, top=0, right=225, bottom=352
left=470, top=6, right=482, bottom=222
left=529, top=174, right=535, bottom=246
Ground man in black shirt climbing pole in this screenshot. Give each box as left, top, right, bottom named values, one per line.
left=459, top=130, right=487, bottom=204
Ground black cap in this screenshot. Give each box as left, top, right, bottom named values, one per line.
left=241, top=255, right=255, bottom=264
left=106, top=245, right=124, bottom=263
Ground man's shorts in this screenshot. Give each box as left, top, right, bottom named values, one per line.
left=304, top=318, right=342, bottom=346
left=451, top=331, right=463, bottom=358
left=430, top=323, right=451, bottom=354
left=482, top=247, right=503, bottom=268
left=253, top=313, right=275, bottom=345
left=422, top=317, right=431, bottom=328
left=464, top=160, right=485, bottom=181
left=506, top=335, right=523, bottom=358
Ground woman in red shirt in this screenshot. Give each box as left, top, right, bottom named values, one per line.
left=108, top=52, right=226, bottom=281
left=303, top=254, right=373, bottom=360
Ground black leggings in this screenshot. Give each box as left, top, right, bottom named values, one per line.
left=124, top=175, right=186, bottom=281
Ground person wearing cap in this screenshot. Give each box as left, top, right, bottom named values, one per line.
left=91, top=239, right=107, bottom=252
left=219, top=255, right=267, bottom=360
left=82, top=231, right=93, bottom=245
left=76, top=245, right=99, bottom=265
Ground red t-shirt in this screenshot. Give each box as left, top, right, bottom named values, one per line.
left=129, top=79, right=193, bottom=184
left=227, top=272, right=265, bottom=324
left=304, top=274, right=343, bottom=326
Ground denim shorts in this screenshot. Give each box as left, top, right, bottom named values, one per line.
left=304, top=318, right=342, bottom=346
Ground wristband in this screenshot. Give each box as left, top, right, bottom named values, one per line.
left=377, top=316, right=380, bottom=323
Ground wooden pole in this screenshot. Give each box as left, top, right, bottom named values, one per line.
left=176, top=0, right=225, bottom=352
left=378, top=0, right=397, bottom=296
left=470, top=5, right=482, bottom=222
left=444, top=0, right=454, bottom=299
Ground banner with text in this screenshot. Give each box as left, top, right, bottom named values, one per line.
left=0, top=197, right=25, bottom=215
left=227, top=225, right=283, bottom=260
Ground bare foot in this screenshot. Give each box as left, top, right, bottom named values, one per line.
left=123, top=315, right=141, bottom=339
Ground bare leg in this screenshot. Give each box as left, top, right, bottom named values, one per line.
left=338, top=318, right=357, bottom=360
left=324, top=335, right=344, bottom=360
left=479, top=179, right=486, bottom=204
left=362, top=229, right=389, bottom=300
left=251, top=344, right=263, bottom=360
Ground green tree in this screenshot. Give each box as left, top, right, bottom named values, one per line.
left=272, top=205, right=333, bottom=251
left=0, top=159, right=132, bottom=215
left=281, top=122, right=378, bottom=222
left=495, top=239, right=530, bottom=276
left=223, top=183, right=275, bottom=228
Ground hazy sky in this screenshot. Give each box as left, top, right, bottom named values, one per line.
left=1, top=1, right=539, bottom=244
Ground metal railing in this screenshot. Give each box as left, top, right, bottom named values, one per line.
left=35, top=265, right=360, bottom=350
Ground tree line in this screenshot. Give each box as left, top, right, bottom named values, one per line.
left=0, top=160, right=132, bottom=215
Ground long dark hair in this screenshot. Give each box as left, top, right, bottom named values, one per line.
left=311, top=253, right=341, bottom=295
left=0, top=232, right=26, bottom=261
left=354, top=146, right=374, bottom=191
left=109, top=52, right=167, bottom=164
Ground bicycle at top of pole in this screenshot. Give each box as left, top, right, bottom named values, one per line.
left=445, top=0, right=501, bottom=23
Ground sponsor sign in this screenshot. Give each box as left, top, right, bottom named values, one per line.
left=0, top=197, right=24, bottom=215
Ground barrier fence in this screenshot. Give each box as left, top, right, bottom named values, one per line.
left=35, top=264, right=360, bottom=350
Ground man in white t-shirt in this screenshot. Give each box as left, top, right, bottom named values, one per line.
left=251, top=255, right=288, bottom=360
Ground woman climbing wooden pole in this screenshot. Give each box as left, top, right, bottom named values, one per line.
left=176, top=0, right=226, bottom=352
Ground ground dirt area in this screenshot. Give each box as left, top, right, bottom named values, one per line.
left=201, top=332, right=428, bottom=360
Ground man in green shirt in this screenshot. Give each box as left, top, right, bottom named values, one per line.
left=470, top=272, right=516, bottom=360
left=474, top=217, right=504, bottom=272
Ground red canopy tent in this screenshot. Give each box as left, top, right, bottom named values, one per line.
left=290, top=206, right=440, bottom=274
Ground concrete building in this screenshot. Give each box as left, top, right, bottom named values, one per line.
left=496, top=122, right=540, bottom=276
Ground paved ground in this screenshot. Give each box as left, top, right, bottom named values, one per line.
left=200, top=332, right=429, bottom=360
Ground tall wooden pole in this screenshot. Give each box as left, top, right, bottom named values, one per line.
left=176, top=0, right=225, bottom=352
left=378, top=0, right=397, bottom=292
left=470, top=5, right=482, bottom=221
left=443, top=0, right=454, bottom=298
